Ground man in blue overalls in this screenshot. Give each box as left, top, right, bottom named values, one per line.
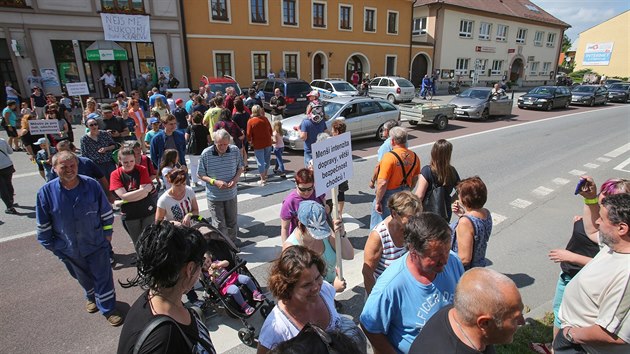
left=36, top=151, right=123, bottom=326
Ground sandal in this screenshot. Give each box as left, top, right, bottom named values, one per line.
left=529, top=342, right=552, bottom=354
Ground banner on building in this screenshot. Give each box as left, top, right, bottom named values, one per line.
left=583, top=42, right=614, bottom=66
left=101, top=13, right=151, bottom=42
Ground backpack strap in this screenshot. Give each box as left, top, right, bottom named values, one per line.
left=133, top=315, right=194, bottom=354
left=389, top=151, right=417, bottom=188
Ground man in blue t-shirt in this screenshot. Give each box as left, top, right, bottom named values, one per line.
left=360, top=212, right=465, bottom=354
left=298, top=117, right=328, bottom=167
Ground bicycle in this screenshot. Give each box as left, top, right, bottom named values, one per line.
left=417, top=86, right=433, bottom=101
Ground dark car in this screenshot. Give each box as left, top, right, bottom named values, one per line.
left=604, top=79, right=623, bottom=89
left=606, top=83, right=630, bottom=103
left=517, top=86, right=572, bottom=110
left=570, top=85, right=608, bottom=106
left=259, top=78, right=312, bottom=117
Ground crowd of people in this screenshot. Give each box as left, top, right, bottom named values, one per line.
left=2, top=77, right=628, bottom=354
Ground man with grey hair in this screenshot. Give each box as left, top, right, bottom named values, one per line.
left=555, top=193, right=630, bottom=354
left=369, top=119, right=399, bottom=189
left=361, top=213, right=464, bottom=353
left=410, top=268, right=525, bottom=353
left=370, top=126, right=420, bottom=229
left=198, top=129, right=244, bottom=245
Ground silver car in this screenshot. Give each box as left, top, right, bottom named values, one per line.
left=310, top=79, right=359, bottom=99
left=368, top=76, right=415, bottom=104
left=449, top=87, right=513, bottom=120
left=281, top=96, right=400, bottom=150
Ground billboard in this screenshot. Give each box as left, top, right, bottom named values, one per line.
left=582, top=42, right=614, bottom=66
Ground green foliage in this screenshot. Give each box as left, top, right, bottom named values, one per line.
left=496, top=312, right=555, bottom=354
left=562, top=34, right=572, bottom=53
left=569, top=69, right=598, bottom=83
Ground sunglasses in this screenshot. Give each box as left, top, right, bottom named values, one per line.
left=297, top=185, right=313, bottom=192
left=88, top=123, right=98, bottom=127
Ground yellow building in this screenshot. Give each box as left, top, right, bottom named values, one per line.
left=574, top=10, right=629, bottom=78
left=182, top=0, right=431, bottom=87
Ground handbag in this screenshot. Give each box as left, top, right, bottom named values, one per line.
left=422, top=170, right=449, bottom=220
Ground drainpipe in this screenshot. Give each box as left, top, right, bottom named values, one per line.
left=408, top=0, right=414, bottom=80
left=432, top=1, right=444, bottom=84
left=178, top=0, right=192, bottom=89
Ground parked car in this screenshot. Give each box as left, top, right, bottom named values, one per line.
left=310, top=79, right=359, bottom=99
left=258, top=78, right=312, bottom=117
left=368, top=76, right=415, bottom=104
left=603, top=79, right=623, bottom=89
left=570, top=85, right=608, bottom=106
left=517, top=86, right=572, bottom=110
left=606, top=83, right=630, bottom=103
left=205, top=76, right=242, bottom=96
left=281, top=96, right=400, bottom=150
left=449, top=87, right=513, bottom=120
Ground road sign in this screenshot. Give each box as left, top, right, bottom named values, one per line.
left=29, top=120, right=61, bottom=135
left=312, top=132, right=353, bottom=197
left=65, top=82, right=89, bottom=96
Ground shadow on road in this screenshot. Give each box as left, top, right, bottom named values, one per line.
left=504, top=272, right=535, bottom=288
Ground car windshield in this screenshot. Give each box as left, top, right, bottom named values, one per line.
left=210, top=83, right=242, bottom=95
left=528, top=87, right=555, bottom=95
left=459, top=89, right=490, bottom=100
left=286, top=82, right=313, bottom=96
left=332, top=82, right=357, bottom=92
left=572, top=86, right=595, bottom=93
left=395, top=78, right=414, bottom=88
left=322, top=101, right=344, bottom=118
left=609, top=83, right=630, bottom=90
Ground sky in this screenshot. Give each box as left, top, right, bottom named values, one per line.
left=531, top=0, right=630, bottom=50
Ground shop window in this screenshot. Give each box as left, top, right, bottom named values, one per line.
left=136, top=42, right=156, bottom=85
left=51, top=40, right=79, bottom=86
left=101, top=0, right=145, bottom=14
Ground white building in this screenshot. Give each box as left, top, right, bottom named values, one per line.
left=412, top=0, right=570, bottom=89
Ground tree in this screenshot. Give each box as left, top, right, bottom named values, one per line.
left=562, top=34, right=572, bottom=54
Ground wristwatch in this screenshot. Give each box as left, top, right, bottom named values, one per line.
left=566, top=327, right=576, bottom=343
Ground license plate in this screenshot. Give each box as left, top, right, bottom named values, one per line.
left=524, top=101, right=532, bottom=105
left=455, top=109, right=464, bottom=115
left=296, top=97, right=307, bottom=101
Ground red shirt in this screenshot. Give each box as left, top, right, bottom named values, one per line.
left=109, top=165, right=152, bottom=192
left=246, top=116, right=273, bottom=150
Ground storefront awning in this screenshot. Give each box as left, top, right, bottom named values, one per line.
left=86, top=40, right=128, bottom=61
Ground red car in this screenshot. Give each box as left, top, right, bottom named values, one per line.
left=200, top=75, right=243, bottom=96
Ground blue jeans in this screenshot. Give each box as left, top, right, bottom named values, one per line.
left=553, top=272, right=573, bottom=328
left=273, top=146, right=285, bottom=173
left=304, top=149, right=313, bottom=168
left=370, top=187, right=405, bottom=229
left=254, top=146, right=272, bottom=175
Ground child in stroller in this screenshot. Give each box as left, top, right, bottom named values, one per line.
left=202, top=250, right=266, bottom=315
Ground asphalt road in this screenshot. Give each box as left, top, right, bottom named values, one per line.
left=1, top=99, right=628, bottom=353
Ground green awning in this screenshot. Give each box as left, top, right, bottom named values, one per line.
left=85, top=40, right=128, bottom=61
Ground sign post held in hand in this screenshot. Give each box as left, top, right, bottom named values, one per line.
left=312, top=132, right=353, bottom=280
left=65, top=82, right=89, bottom=121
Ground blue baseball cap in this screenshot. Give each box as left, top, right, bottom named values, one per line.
left=87, top=112, right=100, bottom=120
left=297, top=200, right=331, bottom=240
left=149, top=117, right=159, bottom=124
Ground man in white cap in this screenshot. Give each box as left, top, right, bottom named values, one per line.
left=33, top=137, right=56, bottom=181
left=296, top=90, right=327, bottom=167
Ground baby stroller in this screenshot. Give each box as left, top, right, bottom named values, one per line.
left=190, top=216, right=275, bottom=346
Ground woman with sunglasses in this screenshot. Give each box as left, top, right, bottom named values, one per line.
left=109, top=147, right=157, bottom=248
left=279, top=168, right=328, bottom=243
left=80, top=118, right=118, bottom=181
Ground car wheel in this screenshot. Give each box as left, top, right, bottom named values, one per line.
left=589, top=98, right=595, bottom=107
left=434, top=115, right=448, bottom=131
left=480, top=109, right=489, bottom=121
left=387, top=95, right=396, bottom=104
left=546, top=101, right=553, bottom=111
left=408, top=120, right=419, bottom=126
left=518, top=105, right=525, bottom=109
left=376, top=123, right=387, bottom=141
left=564, top=100, right=570, bottom=109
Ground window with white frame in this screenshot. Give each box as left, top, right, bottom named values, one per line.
left=516, top=28, right=527, bottom=44
left=542, top=62, right=551, bottom=75
left=214, top=52, right=233, bottom=77
left=534, top=31, right=544, bottom=46
left=491, top=60, right=503, bottom=75
left=456, top=58, right=470, bottom=75
left=210, top=0, right=229, bottom=21
left=250, top=0, right=266, bottom=24
left=339, top=4, right=352, bottom=30
left=546, top=32, right=556, bottom=47
left=475, top=58, right=488, bottom=73
left=459, top=19, right=473, bottom=38
left=529, top=62, right=539, bottom=75
left=282, top=0, right=297, bottom=26
left=496, top=24, right=508, bottom=41
left=413, top=17, right=427, bottom=35
left=313, top=1, right=326, bottom=28
left=387, top=11, right=398, bottom=34
left=479, top=22, right=491, bottom=40
left=364, top=8, right=376, bottom=32
left=284, top=53, right=298, bottom=78
left=252, top=52, right=269, bottom=79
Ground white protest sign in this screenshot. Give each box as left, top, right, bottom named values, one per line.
left=29, top=120, right=61, bottom=135
left=312, top=132, right=353, bottom=197
left=65, top=82, right=90, bottom=96
left=101, top=13, right=151, bottom=42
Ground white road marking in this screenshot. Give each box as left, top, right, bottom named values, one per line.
left=0, top=231, right=37, bottom=243
left=532, top=186, right=554, bottom=197
left=13, top=171, right=41, bottom=179
left=596, top=157, right=611, bottom=163
left=569, top=169, right=586, bottom=176
left=552, top=178, right=571, bottom=185
left=583, top=163, right=599, bottom=169
left=604, top=143, right=630, bottom=158
left=510, top=199, right=532, bottom=209
left=613, top=157, right=630, bottom=173
left=492, top=213, right=507, bottom=226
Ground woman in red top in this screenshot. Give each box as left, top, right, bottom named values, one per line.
left=128, top=99, right=146, bottom=146
left=246, top=105, right=273, bottom=186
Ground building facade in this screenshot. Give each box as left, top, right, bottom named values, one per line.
left=0, top=0, right=187, bottom=101
left=413, top=0, right=569, bottom=89
left=573, top=10, right=629, bottom=78
left=183, top=0, right=430, bottom=88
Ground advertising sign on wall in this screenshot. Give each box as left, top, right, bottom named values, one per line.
left=583, top=42, right=614, bottom=66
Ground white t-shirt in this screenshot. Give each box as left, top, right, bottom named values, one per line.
left=156, top=186, right=196, bottom=222
left=100, top=73, right=116, bottom=86
left=258, top=281, right=340, bottom=350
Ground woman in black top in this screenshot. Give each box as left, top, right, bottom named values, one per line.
left=117, top=222, right=216, bottom=354
left=185, top=111, right=210, bottom=187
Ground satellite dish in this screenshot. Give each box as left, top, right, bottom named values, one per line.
left=566, top=57, right=572, bottom=62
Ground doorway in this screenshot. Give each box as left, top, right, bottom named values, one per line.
left=345, top=54, right=369, bottom=82
left=510, top=58, right=523, bottom=82
left=0, top=39, right=18, bottom=104
left=313, top=53, right=323, bottom=79
left=411, top=54, right=429, bottom=87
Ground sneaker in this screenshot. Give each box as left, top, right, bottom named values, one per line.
left=256, top=180, right=265, bottom=186
left=106, top=311, right=124, bottom=327
left=252, top=291, right=265, bottom=302
left=280, top=174, right=287, bottom=180
left=243, top=305, right=255, bottom=316
left=5, top=207, right=17, bottom=215
left=85, top=300, right=98, bottom=313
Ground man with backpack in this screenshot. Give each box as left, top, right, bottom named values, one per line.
left=296, top=90, right=327, bottom=167
left=370, top=127, right=420, bottom=229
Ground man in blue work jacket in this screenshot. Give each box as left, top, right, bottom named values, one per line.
left=36, top=151, right=123, bottom=326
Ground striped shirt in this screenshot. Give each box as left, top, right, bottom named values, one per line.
left=198, top=144, right=242, bottom=201
left=373, top=220, right=408, bottom=278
